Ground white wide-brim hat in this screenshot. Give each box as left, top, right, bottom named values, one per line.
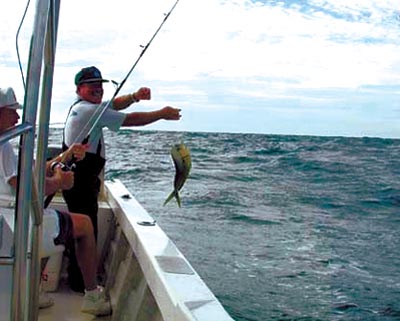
left=0, top=87, right=22, bottom=109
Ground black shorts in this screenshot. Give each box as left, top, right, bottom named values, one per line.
left=53, top=210, right=75, bottom=258
left=62, top=174, right=101, bottom=240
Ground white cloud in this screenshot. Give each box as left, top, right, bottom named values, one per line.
left=1, top=0, right=400, bottom=137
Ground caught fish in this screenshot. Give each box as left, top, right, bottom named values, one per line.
left=163, top=143, right=191, bottom=207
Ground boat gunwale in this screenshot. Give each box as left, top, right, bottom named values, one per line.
left=103, top=179, right=234, bottom=321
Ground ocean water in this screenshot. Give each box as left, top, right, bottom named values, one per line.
left=49, top=128, right=400, bottom=321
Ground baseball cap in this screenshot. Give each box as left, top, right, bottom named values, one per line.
left=74, top=66, right=109, bottom=86
left=0, top=87, right=22, bottom=109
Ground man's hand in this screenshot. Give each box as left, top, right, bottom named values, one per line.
left=134, top=87, right=151, bottom=101
left=53, top=167, right=74, bottom=190
left=161, top=106, right=181, bottom=120
left=64, top=143, right=89, bottom=162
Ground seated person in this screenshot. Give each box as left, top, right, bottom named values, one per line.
left=0, top=87, right=111, bottom=316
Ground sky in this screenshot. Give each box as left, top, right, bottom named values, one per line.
left=1, top=0, right=400, bottom=138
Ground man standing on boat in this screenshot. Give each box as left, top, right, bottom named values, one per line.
left=0, top=87, right=112, bottom=316
left=62, top=66, right=181, bottom=291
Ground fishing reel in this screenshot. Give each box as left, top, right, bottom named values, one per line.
left=50, top=161, right=76, bottom=172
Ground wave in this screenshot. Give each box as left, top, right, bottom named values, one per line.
left=228, top=213, right=282, bottom=225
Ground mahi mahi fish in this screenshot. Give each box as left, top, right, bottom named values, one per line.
left=163, top=143, right=192, bottom=207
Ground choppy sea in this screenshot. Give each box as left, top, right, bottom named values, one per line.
left=49, top=128, right=400, bottom=321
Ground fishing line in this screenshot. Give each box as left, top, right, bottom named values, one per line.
left=16, top=0, right=32, bottom=90
left=72, top=0, right=180, bottom=145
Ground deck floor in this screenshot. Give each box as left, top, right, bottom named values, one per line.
left=38, top=282, right=111, bottom=321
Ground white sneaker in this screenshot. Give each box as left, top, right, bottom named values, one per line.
left=39, top=291, right=54, bottom=309
left=81, top=286, right=112, bottom=316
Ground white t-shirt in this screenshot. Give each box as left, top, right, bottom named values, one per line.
left=64, top=99, right=126, bottom=158
left=0, top=142, right=60, bottom=257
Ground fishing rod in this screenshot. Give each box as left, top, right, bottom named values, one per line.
left=72, top=0, right=180, bottom=145
left=114, top=0, right=180, bottom=98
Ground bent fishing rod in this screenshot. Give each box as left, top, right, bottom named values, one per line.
left=72, top=0, right=180, bottom=145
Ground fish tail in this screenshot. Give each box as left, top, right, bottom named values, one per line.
left=163, top=190, right=182, bottom=208
left=163, top=191, right=175, bottom=206
left=176, top=192, right=181, bottom=208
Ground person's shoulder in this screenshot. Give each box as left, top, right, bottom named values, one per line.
left=74, top=100, right=96, bottom=108
left=72, top=100, right=98, bottom=116
left=0, top=142, right=16, bottom=163
left=0, top=142, right=14, bottom=153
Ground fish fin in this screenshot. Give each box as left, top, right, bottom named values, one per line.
left=163, top=190, right=182, bottom=208
left=163, top=191, right=175, bottom=206
left=176, top=191, right=181, bottom=208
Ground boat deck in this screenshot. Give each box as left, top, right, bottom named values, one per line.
left=38, top=196, right=112, bottom=321
left=38, top=281, right=111, bottom=321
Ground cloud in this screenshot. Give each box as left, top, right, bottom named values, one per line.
left=1, top=0, right=400, bottom=137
